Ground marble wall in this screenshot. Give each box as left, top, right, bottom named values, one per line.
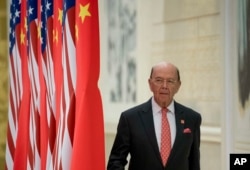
left=100, top=0, right=228, bottom=170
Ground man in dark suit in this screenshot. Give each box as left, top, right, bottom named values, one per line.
left=107, top=61, right=202, bottom=170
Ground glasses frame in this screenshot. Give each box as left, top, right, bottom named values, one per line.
left=151, top=77, right=178, bottom=86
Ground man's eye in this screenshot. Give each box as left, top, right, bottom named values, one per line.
left=156, top=79, right=163, bottom=82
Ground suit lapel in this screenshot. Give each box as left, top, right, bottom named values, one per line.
left=168, top=102, right=185, bottom=162
left=139, top=100, right=162, bottom=163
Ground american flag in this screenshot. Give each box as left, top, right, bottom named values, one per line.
left=27, top=0, right=41, bottom=169
left=52, top=0, right=76, bottom=169
left=6, top=1, right=22, bottom=169
left=6, top=0, right=105, bottom=169
left=39, top=0, right=56, bottom=169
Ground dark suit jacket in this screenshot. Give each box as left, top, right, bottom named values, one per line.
left=107, top=99, right=202, bottom=170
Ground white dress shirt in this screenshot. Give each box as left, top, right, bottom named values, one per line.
left=151, top=98, right=176, bottom=149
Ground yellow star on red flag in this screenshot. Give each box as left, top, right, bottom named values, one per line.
left=20, top=29, right=25, bottom=44
left=58, top=8, right=63, bottom=25
left=79, top=3, right=91, bottom=23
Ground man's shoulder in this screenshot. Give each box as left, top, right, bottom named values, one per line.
left=122, top=99, right=151, bottom=115
left=174, top=101, right=201, bottom=118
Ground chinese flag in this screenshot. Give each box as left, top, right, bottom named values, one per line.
left=72, top=0, right=105, bottom=169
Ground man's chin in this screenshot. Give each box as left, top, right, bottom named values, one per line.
left=159, top=100, right=170, bottom=107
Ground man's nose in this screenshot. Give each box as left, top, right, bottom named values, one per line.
left=161, top=80, right=169, bottom=88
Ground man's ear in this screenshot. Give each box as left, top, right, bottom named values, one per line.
left=176, top=81, right=181, bottom=93
left=148, top=79, right=153, bottom=92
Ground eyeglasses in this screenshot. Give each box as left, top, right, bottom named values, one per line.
left=151, top=78, right=177, bottom=86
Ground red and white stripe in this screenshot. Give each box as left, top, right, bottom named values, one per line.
left=52, top=4, right=76, bottom=169
left=6, top=40, right=22, bottom=170
left=27, top=14, right=41, bottom=169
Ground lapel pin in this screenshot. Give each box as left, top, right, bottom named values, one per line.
left=181, top=119, right=185, bottom=124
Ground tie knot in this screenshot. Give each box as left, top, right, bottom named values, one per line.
left=162, top=107, right=168, bottom=114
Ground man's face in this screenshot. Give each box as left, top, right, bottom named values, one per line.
left=148, top=63, right=181, bottom=107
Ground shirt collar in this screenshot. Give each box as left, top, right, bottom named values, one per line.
left=151, top=97, right=175, bottom=115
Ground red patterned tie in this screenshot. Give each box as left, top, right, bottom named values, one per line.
left=160, top=108, right=171, bottom=166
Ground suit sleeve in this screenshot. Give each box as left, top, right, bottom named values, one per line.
left=107, top=113, right=130, bottom=170
left=189, top=113, right=202, bottom=170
